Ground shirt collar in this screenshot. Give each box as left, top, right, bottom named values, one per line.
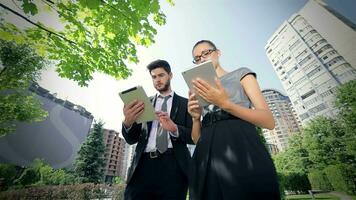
left=157, top=90, right=175, bottom=99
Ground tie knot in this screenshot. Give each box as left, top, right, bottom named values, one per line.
left=159, top=95, right=171, bottom=101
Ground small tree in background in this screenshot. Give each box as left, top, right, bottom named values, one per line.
left=74, top=121, right=105, bottom=184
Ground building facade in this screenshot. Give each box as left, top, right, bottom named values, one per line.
left=102, top=129, right=129, bottom=183
left=0, top=82, right=93, bottom=168
left=265, top=0, right=356, bottom=125
left=262, top=89, right=302, bottom=152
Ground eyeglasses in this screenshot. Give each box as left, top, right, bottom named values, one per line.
left=192, top=48, right=216, bottom=64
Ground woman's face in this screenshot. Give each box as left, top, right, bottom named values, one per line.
left=192, top=42, right=220, bottom=68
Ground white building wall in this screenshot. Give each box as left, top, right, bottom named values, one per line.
left=299, top=0, right=356, bottom=69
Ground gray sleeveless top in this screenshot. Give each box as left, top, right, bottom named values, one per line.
left=203, top=67, right=256, bottom=114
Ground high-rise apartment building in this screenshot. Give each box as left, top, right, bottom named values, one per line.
left=265, top=0, right=356, bottom=125
left=102, top=129, right=128, bottom=183
left=262, top=89, right=302, bottom=151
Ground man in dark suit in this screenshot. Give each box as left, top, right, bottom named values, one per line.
left=122, top=59, right=193, bottom=200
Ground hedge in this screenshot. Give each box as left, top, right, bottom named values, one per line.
left=0, top=183, right=125, bottom=200
left=324, top=164, right=356, bottom=195
left=308, top=170, right=333, bottom=191
left=284, top=172, right=311, bottom=194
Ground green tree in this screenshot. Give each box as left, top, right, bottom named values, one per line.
left=12, top=159, right=76, bottom=187
left=74, top=121, right=106, bottom=183
left=273, top=133, right=310, bottom=174
left=0, top=0, right=172, bottom=86
left=13, top=159, right=45, bottom=187
left=335, top=80, right=356, bottom=158
left=302, top=117, right=350, bottom=170
left=0, top=40, right=47, bottom=137
left=37, top=163, right=75, bottom=185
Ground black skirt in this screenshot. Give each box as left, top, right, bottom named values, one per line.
left=190, top=111, right=280, bottom=200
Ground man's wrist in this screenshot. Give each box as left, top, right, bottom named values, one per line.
left=122, top=121, right=132, bottom=130
left=123, top=120, right=132, bottom=129
left=192, top=117, right=201, bottom=122
left=169, top=124, right=179, bottom=137
left=170, top=124, right=178, bottom=133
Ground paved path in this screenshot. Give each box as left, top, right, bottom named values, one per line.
left=328, top=191, right=352, bottom=200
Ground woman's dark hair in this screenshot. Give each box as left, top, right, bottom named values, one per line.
left=192, top=40, right=217, bottom=53
left=146, top=59, right=171, bottom=73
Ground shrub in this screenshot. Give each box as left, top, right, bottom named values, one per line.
left=0, top=164, right=18, bottom=191
left=284, top=172, right=311, bottom=194
left=324, top=164, right=356, bottom=194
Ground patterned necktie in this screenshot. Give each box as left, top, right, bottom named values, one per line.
left=156, top=95, right=171, bottom=153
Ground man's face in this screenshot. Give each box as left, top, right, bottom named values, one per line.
left=150, top=67, right=172, bottom=93
left=192, top=42, right=220, bottom=67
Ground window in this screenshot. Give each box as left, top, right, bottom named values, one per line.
left=307, top=67, right=322, bottom=78
left=289, top=40, right=301, bottom=51
left=309, top=103, right=326, bottom=114
left=300, top=113, right=309, bottom=120
left=301, top=90, right=316, bottom=100
left=326, top=56, right=344, bottom=67
left=299, top=54, right=313, bottom=66
left=281, top=56, right=291, bottom=65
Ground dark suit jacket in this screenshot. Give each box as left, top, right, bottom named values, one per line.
left=122, top=93, right=193, bottom=184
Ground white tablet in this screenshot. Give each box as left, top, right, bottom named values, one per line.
left=119, top=86, right=156, bottom=124
left=182, top=60, right=217, bottom=107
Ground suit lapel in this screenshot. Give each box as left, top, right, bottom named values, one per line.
left=170, top=93, right=179, bottom=121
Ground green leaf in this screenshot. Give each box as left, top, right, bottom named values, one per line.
left=22, top=0, right=39, bottom=15
left=1, top=0, right=171, bottom=86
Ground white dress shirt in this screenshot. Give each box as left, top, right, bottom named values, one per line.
left=145, top=91, right=178, bottom=152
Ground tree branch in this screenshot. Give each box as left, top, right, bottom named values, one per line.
left=99, top=0, right=134, bottom=22
left=0, top=3, right=76, bottom=45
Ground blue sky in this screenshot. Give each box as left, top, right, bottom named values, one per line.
left=36, top=0, right=356, bottom=131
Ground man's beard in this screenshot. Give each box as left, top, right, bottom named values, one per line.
left=156, top=80, right=170, bottom=93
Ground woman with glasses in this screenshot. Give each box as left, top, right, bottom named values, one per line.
left=188, top=40, right=280, bottom=200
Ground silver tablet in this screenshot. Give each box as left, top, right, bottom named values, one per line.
left=182, top=60, right=217, bottom=107
left=119, top=86, right=156, bottom=124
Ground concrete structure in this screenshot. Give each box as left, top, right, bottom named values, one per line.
left=262, top=89, right=302, bottom=151
left=265, top=0, right=356, bottom=125
left=0, top=82, right=93, bottom=168
left=102, top=129, right=129, bottom=183
left=124, top=144, right=136, bottom=181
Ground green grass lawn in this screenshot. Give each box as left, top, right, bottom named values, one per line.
left=286, top=193, right=339, bottom=200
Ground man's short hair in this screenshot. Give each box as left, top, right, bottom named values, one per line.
left=192, top=40, right=217, bottom=53
left=146, top=59, right=171, bottom=73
